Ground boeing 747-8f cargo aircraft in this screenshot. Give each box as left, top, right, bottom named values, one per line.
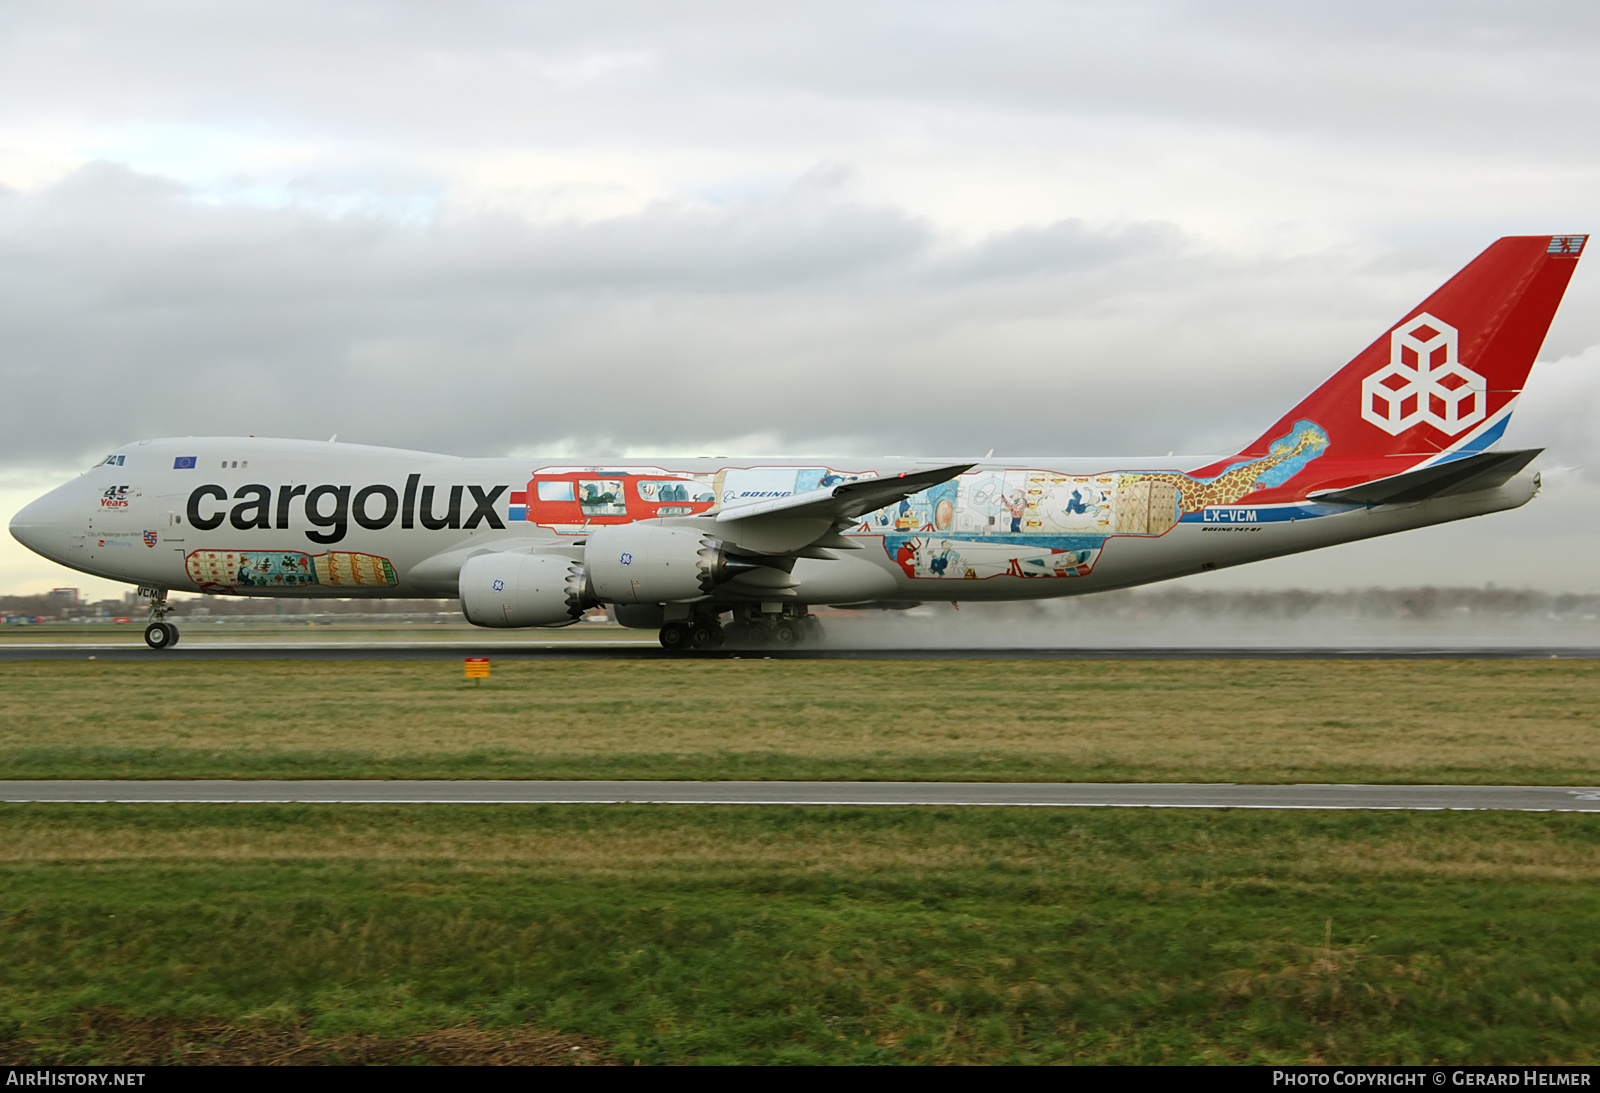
left=9, top=235, right=1588, bottom=650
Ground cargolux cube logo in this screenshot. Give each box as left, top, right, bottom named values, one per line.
left=1360, top=313, right=1485, bottom=437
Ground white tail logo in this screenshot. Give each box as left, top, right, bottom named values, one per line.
left=1360, top=313, right=1485, bottom=436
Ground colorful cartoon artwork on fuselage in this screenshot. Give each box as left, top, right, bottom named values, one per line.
left=517, top=469, right=717, bottom=531
left=859, top=478, right=959, bottom=533
left=515, top=423, right=1328, bottom=578
left=886, top=535, right=1102, bottom=581
left=185, top=550, right=399, bottom=592
left=1128, top=420, right=1330, bottom=514
left=517, top=466, right=881, bottom=533
left=870, top=420, right=1329, bottom=580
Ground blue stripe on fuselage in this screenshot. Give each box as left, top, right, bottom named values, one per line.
left=1182, top=502, right=1354, bottom=525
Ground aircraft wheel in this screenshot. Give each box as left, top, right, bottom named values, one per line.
left=772, top=619, right=802, bottom=647
left=144, top=622, right=176, bottom=650
left=658, top=622, right=692, bottom=652
left=690, top=622, right=723, bottom=650
left=743, top=624, right=770, bottom=647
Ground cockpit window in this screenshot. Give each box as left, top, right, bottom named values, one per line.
left=96, top=454, right=125, bottom=468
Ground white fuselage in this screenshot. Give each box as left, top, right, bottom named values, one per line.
left=10, top=436, right=1537, bottom=612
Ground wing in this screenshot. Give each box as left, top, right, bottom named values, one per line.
left=712, top=463, right=976, bottom=554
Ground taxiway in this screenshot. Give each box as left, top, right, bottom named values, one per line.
left=3, top=780, right=1597, bottom=811
left=3, top=642, right=1600, bottom=661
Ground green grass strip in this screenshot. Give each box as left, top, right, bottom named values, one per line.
left=2, top=805, right=1598, bottom=1064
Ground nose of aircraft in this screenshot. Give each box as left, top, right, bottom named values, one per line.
left=9, top=484, right=78, bottom=562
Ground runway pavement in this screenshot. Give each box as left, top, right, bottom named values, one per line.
left=5, top=642, right=1600, bottom=661
left=3, top=780, right=1598, bottom=810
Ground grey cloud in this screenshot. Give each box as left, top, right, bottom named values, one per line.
left=2, top=0, right=1596, bottom=477
left=945, top=220, right=1188, bottom=282
left=3, top=1, right=1598, bottom=161
left=7, top=162, right=1568, bottom=479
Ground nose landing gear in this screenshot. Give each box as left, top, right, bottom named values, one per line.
left=139, top=585, right=179, bottom=650
left=143, top=622, right=178, bottom=649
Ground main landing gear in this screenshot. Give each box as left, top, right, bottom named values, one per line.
left=657, top=608, right=825, bottom=653
left=658, top=619, right=724, bottom=652
left=140, top=585, right=179, bottom=650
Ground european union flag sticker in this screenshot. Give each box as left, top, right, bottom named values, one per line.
left=173, top=456, right=197, bottom=469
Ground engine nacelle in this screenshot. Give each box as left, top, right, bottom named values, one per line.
left=459, top=551, right=594, bottom=628
left=586, top=523, right=725, bottom=604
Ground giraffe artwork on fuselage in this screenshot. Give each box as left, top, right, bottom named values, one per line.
left=1115, top=419, right=1330, bottom=533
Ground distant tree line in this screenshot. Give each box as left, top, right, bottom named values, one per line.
left=1046, top=586, right=1600, bottom=620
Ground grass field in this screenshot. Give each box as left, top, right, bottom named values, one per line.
left=2, top=804, right=1598, bottom=1065
left=4, top=658, right=1598, bottom=1064
left=1, top=658, right=1598, bottom=784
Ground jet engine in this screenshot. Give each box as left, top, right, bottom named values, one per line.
left=459, top=551, right=595, bottom=627
left=585, top=523, right=737, bottom=604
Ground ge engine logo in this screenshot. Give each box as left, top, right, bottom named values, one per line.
left=1360, top=313, right=1486, bottom=437
left=619, top=552, right=633, bottom=566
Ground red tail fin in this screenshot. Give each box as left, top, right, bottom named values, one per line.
left=1202, top=235, right=1585, bottom=476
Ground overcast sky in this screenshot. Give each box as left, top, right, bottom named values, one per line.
left=3, top=0, right=1599, bottom=598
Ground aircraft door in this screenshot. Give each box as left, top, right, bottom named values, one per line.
left=161, top=504, right=186, bottom=544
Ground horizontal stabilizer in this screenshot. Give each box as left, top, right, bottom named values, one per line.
left=1310, top=448, right=1542, bottom=506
